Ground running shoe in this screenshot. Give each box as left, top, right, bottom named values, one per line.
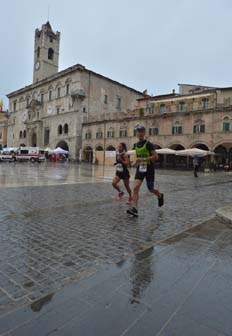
left=127, top=207, right=138, bottom=217
left=126, top=197, right=133, bottom=205
left=158, top=193, right=164, bottom=207
left=117, top=191, right=124, bottom=201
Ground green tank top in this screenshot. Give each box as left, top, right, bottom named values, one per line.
left=135, top=141, right=151, bottom=164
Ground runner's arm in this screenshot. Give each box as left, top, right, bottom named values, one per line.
left=122, top=155, right=130, bottom=167
left=136, top=150, right=158, bottom=163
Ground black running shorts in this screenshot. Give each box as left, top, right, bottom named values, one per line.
left=135, top=164, right=155, bottom=190
left=116, top=168, right=130, bottom=180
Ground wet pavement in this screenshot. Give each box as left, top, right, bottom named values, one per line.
left=0, top=162, right=232, bottom=335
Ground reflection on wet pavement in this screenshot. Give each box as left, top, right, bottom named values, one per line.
left=0, top=163, right=232, bottom=335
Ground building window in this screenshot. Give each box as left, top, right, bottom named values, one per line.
left=116, top=96, right=121, bottom=110
left=66, top=84, right=70, bottom=95
left=119, top=130, right=127, bottom=137
left=44, top=128, right=50, bottom=146
left=0, top=132, right=2, bottom=140
left=23, top=130, right=26, bottom=138
left=48, top=48, right=54, bottom=60
left=58, top=125, right=62, bottom=135
left=96, top=131, right=103, bottom=138
left=13, top=101, right=17, bottom=112
left=49, top=90, right=52, bottom=101
left=83, top=107, right=86, bottom=113
left=57, top=87, right=61, bottom=98
left=133, top=129, right=137, bottom=136
left=19, top=131, right=22, bottom=139
left=64, top=124, right=68, bottom=134
left=149, top=127, right=159, bottom=136
left=193, top=124, right=205, bottom=133
left=107, top=130, right=115, bottom=138
left=56, top=107, right=60, bottom=114
left=85, top=132, right=92, bottom=139
left=172, top=126, right=183, bottom=134
left=160, top=104, right=166, bottom=113
left=223, top=121, right=230, bottom=132
left=50, top=37, right=53, bottom=43
left=202, top=98, right=209, bottom=109
left=41, top=94, right=44, bottom=103
left=26, top=98, right=30, bottom=108
left=104, top=95, right=108, bottom=104
left=37, top=47, right=40, bottom=58
left=179, top=102, right=186, bottom=112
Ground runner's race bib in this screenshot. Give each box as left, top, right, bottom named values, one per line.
left=116, top=163, right=123, bottom=172
left=139, top=162, right=147, bottom=173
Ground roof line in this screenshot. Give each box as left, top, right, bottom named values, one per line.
left=7, top=63, right=146, bottom=98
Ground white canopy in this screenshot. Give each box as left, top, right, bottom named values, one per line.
left=50, top=147, right=69, bottom=154
left=175, top=148, right=215, bottom=157
left=156, top=148, right=177, bottom=155
left=127, top=148, right=177, bottom=155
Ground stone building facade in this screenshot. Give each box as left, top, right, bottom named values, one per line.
left=82, top=84, right=232, bottom=166
left=6, top=22, right=145, bottom=158
left=0, top=111, right=8, bottom=149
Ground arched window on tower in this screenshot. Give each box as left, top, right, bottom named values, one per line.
left=48, top=48, right=54, bottom=60
left=37, top=47, right=40, bottom=58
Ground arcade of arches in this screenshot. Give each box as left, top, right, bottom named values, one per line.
left=81, top=142, right=232, bottom=169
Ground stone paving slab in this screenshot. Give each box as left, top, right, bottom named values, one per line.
left=1, top=217, right=231, bottom=336
left=216, top=205, right=232, bottom=225
left=1, top=164, right=232, bottom=334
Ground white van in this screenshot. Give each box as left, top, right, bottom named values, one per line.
left=15, top=147, right=45, bottom=162
left=0, top=148, right=18, bottom=161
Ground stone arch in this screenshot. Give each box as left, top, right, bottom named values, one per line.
left=65, top=77, right=72, bottom=84
left=214, top=144, right=228, bottom=167
left=106, top=145, right=116, bottom=151
left=48, top=84, right=54, bottom=91
left=168, top=143, right=185, bottom=150
left=96, top=145, right=103, bottom=151
left=83, top=146, right=93, bottom=163
left=191, top=143, right=209, bottom=151
left=55, top=81, right=62, bottom=89
left=188, top=141, right=211, bottom=150
left=56, top=141, right=69, bottom=151
left=213, top=141, right=232, bottom=151
left=213, top=142, right=232, bottom=167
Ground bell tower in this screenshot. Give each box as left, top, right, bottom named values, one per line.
left=33, top=21, right=60, bottom=83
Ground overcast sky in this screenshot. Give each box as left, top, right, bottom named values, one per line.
left=1, top=0, right=232, bottom=108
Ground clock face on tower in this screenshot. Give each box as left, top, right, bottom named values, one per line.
left=35, top=61, right=40, bottom=70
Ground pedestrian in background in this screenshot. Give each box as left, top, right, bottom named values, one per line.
left=193, top=157, right=199, bottom=177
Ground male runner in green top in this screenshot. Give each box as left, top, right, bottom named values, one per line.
left=127, top=124, right=164, bottom=217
